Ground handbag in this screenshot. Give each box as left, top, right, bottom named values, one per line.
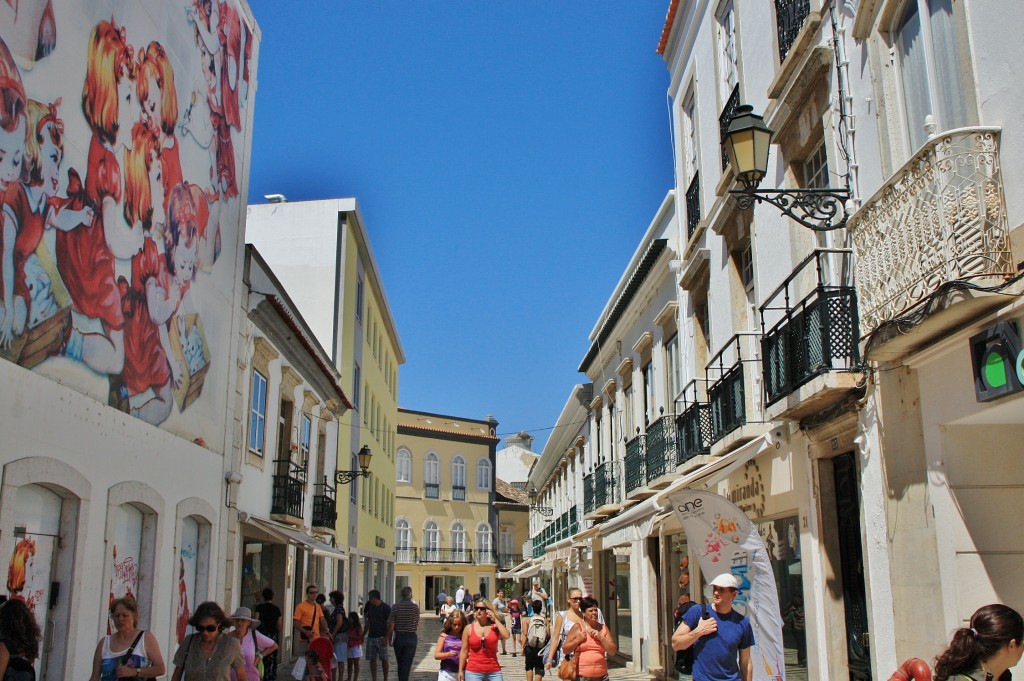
left=251, top=628, right=265, bottom=679
left=674, top=648, right=694, bottom=675
left=557, top=654, right=578, bottom=681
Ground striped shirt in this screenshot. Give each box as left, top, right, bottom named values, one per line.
left=388, top=598, right=421, bottom=633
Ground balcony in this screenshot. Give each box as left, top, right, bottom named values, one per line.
left=849, top=128, right=1015, bottom=361
left=271, top=459, right=306, bottom=523
left=719, top=84, right=741, bottom=170
left=676, top=380, right=712, bottom=472
left=761, top=249, right=861, bottom=419
left=624, top=432, right=646, bottom=494
left=583, top=473, right=595, bottom=515
left=498, top=553, right=524, bottom=570
left=395, top=548, right=492, bottom=565
left=425, top=483, right=440, bottom=499
left=775, top=0, right=811, bottom=63
left=452, top=485, right=466, bottom=501
left=311, top=478, right=337, bottom=532
left=706, top=333, right=763, bottom=453
left=644, top=411, right=677, bottom=486
left=584, top=462, right=617, bottom=520
left=685, top=173, right=701, bottom=240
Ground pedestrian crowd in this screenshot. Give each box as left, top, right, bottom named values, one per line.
left=0, top=577, right=1018, bottom=681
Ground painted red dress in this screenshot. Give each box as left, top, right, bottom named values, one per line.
left=55, top=136, right=123, bottom=330
left=161, top=139, right=183, bottom=214
left=1, top=182, right=48, bottom=305
left=217, top=0, right=242, bottom=131
left=120, top=237, right=171, bottom=397
left=210, top=97, right=237, bottom=200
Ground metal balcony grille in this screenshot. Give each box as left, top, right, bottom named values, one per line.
left=624, top=433, right=646, bottom=493
left=685, top=172, right=701, bottom=239
left=707, top=335, right=755, bottom=444
left=719, top=84, right=741, bottom=170
left=311, top=478, right=337, bottom=529
left=677, top=404, right=712, bottom=464
left=761, top=249, right=860, bottom=405
left=452, top=485, right=466, bottom=501
left=425, top=483, right=439, bottom=499
left=645, top=413, right=675, bottom=481
left=271, top=459, right=307, bottom=518
left=583, top=473, right=595, bottom=515
left=775, top=0, right=811, bottom=63
left=498, top=553, right=523, bottom=569
left=593, top=462, right=613, bottom=508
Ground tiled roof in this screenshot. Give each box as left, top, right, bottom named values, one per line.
left=496, top=478, right=528, bottom=504
left=657, top=0, right=680, bottom=55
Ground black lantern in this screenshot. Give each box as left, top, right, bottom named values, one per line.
left=336, top=445, right=373, bottom=484
left=726, top=105, right=850, bottom=231
left=528, top=486, right=554, bottom=517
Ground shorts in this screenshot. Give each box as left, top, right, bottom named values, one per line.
left=334, top=641, right=349, bottom=665
left=365, top=636, right=387, bottom=662
left=439, top=670, right=458, bottom=681
left=349, top=645, right=363, bottom=659
left=524, top=648, right=545, bottom=676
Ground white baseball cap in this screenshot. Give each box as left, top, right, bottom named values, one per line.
left=709, top=573, right=740, bottom=589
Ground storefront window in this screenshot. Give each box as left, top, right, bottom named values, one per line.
left=668, top=535, right=693, bottom=618
left=757, top=515, right=804, bottom=670
left=602, top=552, right=632, bottom=659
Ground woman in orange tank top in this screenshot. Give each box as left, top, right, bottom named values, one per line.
left=561, top=597, right=616, bottom=681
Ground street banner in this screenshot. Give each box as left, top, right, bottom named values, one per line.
left=668, top=489, right=785, bottom=681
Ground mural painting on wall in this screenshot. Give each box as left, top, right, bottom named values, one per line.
left=0, top=0, right=256, bottom=450
left=6, top=535, right=54, bottom=618
left=177, top=518, right=199, bottom=643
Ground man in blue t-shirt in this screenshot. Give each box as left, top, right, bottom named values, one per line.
left=671, top=573, right=754, bottom=681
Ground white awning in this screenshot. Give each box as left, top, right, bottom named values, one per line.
left=497, top=559, right=532, bottom=580
left=500, top=560, right=543, bottom=580
left=243, top=515, right=346, bottom=560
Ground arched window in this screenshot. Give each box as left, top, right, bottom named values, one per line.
left=476, top=522, right=493, bottom=563
left=397, top=448, right=412, bottom=483
left=424, top=520, right=439, bottom=561
left=425, top=452, right=440, bottom=498
left=476, top=458, right=492, bottom=490
left=452, top=456, right=466, bottom=500
left=395, top=519, right=411, bottom=562
left=451, top=521, right=466, bottom=560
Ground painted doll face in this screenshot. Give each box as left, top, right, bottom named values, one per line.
left=173, top=235, right=196, bottom=286
left=141, top=75, right=162, bottom=132
left=0, top=115, right=26, bottom=191
left=39, top=125, right=62, bottom=197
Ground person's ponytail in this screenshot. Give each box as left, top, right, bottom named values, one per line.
left=933, top=627, right=980, bottom=681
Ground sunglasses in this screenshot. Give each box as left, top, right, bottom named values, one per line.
left=475, top=607, right=488, bottom=612
left=569, top=597, right=581, bottom=602
left=198, top=625, right=220, bottom=633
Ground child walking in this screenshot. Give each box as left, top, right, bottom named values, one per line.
left=345, top=612, right=363, bottom=681
left=508, top=599, right=523, bottom=657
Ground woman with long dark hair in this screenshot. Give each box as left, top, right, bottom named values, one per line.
left=934, top=604, right=1024, bottom=681
left=0, top=599, right=41, bottom=678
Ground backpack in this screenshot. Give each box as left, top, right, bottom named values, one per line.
left=526, top=615, right=548, bottom=649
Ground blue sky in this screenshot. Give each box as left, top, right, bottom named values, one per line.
left=245, top=2, right=674, bottom=452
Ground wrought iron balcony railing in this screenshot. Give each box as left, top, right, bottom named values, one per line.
left=311, top=477, right=337, bottom=530
left=686, top=172, right=701, bottom=239
left=452, top=485, right=466, bottom=501
left=719, top=84, right=741, bottom=170
left=394, top=547, right=493, bottom=565
left=593, top=462, right=615, bottom=508
left=425, top=483, right=440, bottom=499
left=583, top=473, right=595, bottom=515
left=676, top=380, right=712, bottom=465
left=624, top=432, right=646, bottom=493
left=645, top=411, right=676, bottom=482
left=498, top=553, right=524, bottom=570
left=761, top=249, right=860, bottom=405
left=271, top=458, right=307, bottom=519
left=706, top=334, right=759, bottom=445
left=849, top=128, right=1014, bottom=338
left=775, top=0, right=811, bottom=63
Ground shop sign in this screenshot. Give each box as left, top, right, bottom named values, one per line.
left=727, top=462, right=766, bottom=518
left=970, top=321, right=1024, bottom=402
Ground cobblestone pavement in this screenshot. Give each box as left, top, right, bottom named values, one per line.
left=275, top=615, right=807, bottom=681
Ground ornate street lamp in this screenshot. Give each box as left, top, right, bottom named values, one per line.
left=726, top=104, right=850, bottom=231
left=336, top=445, right=372, bottom=484
left=528, top=486, right=554, bottom=517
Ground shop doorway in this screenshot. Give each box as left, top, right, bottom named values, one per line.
left=834, top=452, right=871, bottom=681
left=426, top=575, right=461, bottom=613
left=7, top=484, right=63, bottom=680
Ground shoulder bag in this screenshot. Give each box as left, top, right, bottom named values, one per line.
left=557, top=654, right=578, bottom=681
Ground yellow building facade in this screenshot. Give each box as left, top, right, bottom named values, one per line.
left=395, top=409, right=500, bottom=608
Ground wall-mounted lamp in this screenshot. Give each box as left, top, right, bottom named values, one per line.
left=528, top=486, right=554, bottom=517
left=726, top=105, right=850, bottom=231
left=336, top=445, right=373, bottom=485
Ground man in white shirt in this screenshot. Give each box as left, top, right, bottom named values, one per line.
left=455, top=585, right=466, bottom=612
